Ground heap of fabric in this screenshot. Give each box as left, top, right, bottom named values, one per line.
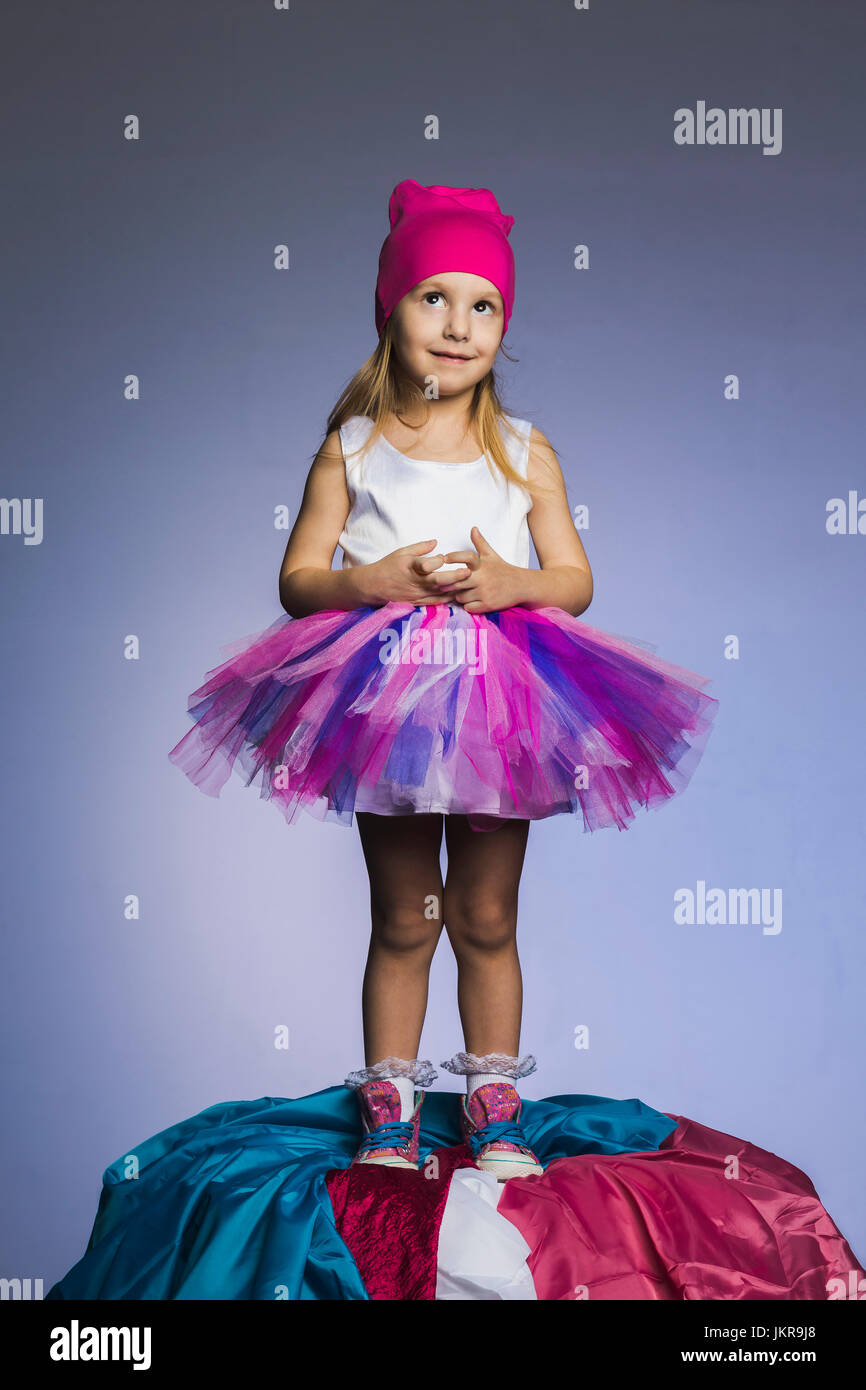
left=46, top=1087, right=863, bottom=1301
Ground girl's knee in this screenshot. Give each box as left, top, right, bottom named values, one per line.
left=443, top=896, right=517, bottom=954
left=371, top=904, right=443, bottom=954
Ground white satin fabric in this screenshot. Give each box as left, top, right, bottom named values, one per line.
left=435, top=1167, right=537, bottom=1300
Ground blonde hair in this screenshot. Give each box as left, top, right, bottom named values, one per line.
left=321, top=317, right=556, bottom=502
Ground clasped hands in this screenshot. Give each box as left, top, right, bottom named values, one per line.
left=365, top=527, right=525, bottom=612
left=410, top=526, right=523, bottom=613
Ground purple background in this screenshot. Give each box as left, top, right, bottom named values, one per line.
left=2, top=0, right=864, bottom=1288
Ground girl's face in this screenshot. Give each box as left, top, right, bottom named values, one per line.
left=390, top=271, right=504, bottom=395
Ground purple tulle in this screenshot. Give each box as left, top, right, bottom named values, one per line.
left=168, top=602, right=718, bottom=833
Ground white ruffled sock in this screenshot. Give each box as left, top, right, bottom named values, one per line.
left=343, top=1057, right=433, bottom=1120
left=439, top=1051, right=537, bottom=1099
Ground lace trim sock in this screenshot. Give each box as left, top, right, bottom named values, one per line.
left=439, top=1051, right=537, bottom=1084
left=343, top=1056, right=438, bottom=1090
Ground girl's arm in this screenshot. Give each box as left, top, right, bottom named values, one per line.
left=278, top=430, right=377, bottom=617
left=513, top=428, right=594, bottom=618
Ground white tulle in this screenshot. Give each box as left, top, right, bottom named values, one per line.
left=439, top=1052, right=537, bottom=1079
left=343, top=1057, right=438, bottom=1089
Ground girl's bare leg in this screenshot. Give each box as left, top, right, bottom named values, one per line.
left=441, top=817, right=531, bottom=1056
left=355, top=811, right=445, bottom=1064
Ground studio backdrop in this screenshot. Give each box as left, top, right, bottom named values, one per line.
left=1, top=0, right=864, bottom=1291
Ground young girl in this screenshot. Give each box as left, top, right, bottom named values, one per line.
left=169, top=179, right=718, bottom=1184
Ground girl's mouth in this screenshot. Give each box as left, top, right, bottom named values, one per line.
left=431, top=351, right=473, bottom=365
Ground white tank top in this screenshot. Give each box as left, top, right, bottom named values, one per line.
left=337, top=414, right=533, bottom=570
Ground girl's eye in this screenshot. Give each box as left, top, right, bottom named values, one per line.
left=423, top=293, right=494, bottom=314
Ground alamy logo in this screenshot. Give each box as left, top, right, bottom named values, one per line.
left=49, top=1319, right=152, bottom=1370
left=675, top=101, right=782, bottom=156
left=0, top=497, right=43, bottom=544
left=379, top=620, right=487, bottom=674
left=0, top=1276, right=43, bottom=1299
left=674, top=880, right=782, bottom=936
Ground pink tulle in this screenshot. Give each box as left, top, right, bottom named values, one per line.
left=168, top=602, right=718, bottom=834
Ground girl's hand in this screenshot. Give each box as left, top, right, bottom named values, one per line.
left=362, top=539, right=472, bottom=606
left=441, top=527, right=523, bottom=614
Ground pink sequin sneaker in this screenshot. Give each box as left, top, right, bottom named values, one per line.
left=460, top=1082, right=544, bottom=1181
left=351, top=1079, right=424, bottom=1171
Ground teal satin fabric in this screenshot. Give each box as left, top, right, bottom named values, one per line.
left=47, top=1087, right=677, bottom=1300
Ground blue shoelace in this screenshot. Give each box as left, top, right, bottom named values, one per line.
left=357, top=1119, right=414, bottom=1157
left=467, top=1119, right=532, bottom=1157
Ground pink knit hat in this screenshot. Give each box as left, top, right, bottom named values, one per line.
left=374, top=179, right=516, bottom=337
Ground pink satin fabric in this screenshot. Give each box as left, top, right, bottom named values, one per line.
left=497, top=1113, right=865, bottom=1300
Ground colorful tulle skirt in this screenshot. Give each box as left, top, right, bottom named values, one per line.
left=168, top=601, right=718, bottom=832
